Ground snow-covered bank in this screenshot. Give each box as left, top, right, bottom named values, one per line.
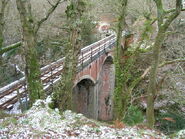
left=0, top=99, right=181, bottom=139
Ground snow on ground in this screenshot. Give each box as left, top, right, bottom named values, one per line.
left=0, top=99, right=181, bottom=139
left=173, top=130, right=185, bottom=139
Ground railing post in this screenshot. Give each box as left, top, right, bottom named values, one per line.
left=108, top=40, right=111, bottom=48
left=50, top=66, right=53, bottom=92
left=81, top=51, right=84, bottom=69
left=91, top=47, right=93, bottom=62
left=24, top=83, right=28, bottom=110
left=104, top=42, right=106, bottom=52
left=17, top=88, right=23, bottom=113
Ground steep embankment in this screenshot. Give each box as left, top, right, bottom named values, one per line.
left=0, top=99, right=184, bottom=138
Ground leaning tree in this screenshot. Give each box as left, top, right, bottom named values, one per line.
left=146, top=0, right=184, bottom=128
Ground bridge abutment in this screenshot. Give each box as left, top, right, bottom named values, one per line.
left=72, top=79, right=96, bottom=119
left=97, top=56, right=115, bottom=121
left=73, top=56, right=115, bottom=121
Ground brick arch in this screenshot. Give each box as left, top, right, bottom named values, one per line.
left=74, top=75, right=96, bottom=87
left=72, top=78, right=96, bottom=119
left=97, top=55, right=115, bottom=121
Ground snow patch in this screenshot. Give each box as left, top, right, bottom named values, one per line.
left=0, top=99, right=168, bottom=138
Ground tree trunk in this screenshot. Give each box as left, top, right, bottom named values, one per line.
left=146, top=0, right=182, bottom=128
left=16, top=0, right=61, bottom=106
left=114, top=0, right=128, bottom=120
left=54, top=29, right=80, bottom=111
left=23, top=31, right=44, bottom=106
left=0, top=15, right=3, bottom=64
left=53, top=0, right=85, bottom=111
left=146, top=29, right=165, bottom=128
left=16, top=0, right=43, bottom=106
left=0, top=0, right=8, bottom=64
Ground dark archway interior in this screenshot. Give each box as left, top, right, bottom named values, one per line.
left=72, top=79, right=95, bottom=118
left=98, top=56, right=115, bottom=121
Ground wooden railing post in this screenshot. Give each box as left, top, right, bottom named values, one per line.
left=104, top=41, right=106, bottom=51
left=17, top=88, right=23, bottom=113
left=50, top=66, right=53, bottom=92
left=91, top=47, right=93, bottom=62
left=24, top=83, right=29, bottom=110
left=82, top=51, right=84, bottom=68
left=98, top=44, right=100, bottom=56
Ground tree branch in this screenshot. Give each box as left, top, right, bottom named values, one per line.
left=2, top=0, right=9, bottom=7
left=129, top=58, right=185, bottom=92
left=159, top=58, right=185, bottom=67
left=34, top=0, right=63, bottom=33
left=0, top=42, right=22, bottom=55
left=142, top=58, right=185, bottom=78
left=153, top=0, right=165, bottom=26
left=165, top=8, right=185, bottom=14
left=162, top=0, right=183, bottom=30
left=47, top=0, right=54, bottom=7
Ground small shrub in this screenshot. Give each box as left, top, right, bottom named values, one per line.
left=1, top=117, right=17, bottom=127
left=0, top=110, right=10, bottom=119
left=157, top=112, right=185, bottom=135
left=123, top=105, right=144, bottom=126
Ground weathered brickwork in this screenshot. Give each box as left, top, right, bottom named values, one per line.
left=98, top=57, right=115, bottom=121
left=73, top=52, right=115, bottom=121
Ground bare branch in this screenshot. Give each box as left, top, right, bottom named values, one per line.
left=165, top=8, right=185, bottom=14
left=47, top=0, right=54, bottom=7
left=34, top=0, right=63, bottom=33
left=1, top=0, right=9, bottom=15
left=162, top=0, right=183, bottom=30
left=129, top=58, right=185, bottom=92
left=159, top=58, right=185, bottom=67
left=0, top=42, right=22, bottom=55
left=164, top=0, right=185, bottom=14
left=2, top=0, right=9, bottom=7
left=142, top=58, right=185, bottom=79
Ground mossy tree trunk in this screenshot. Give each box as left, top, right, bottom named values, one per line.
left=16, top=0, right=43, bottom=106
left=0, top=0, right=8, bottom=64
left=114, top=9, right=157, bottom=120
left=53, top=0, right=87, bottom=111
left=146, top=0, right=183, bottom=128
left=16, top=0, right=61, bottom=106
left=114, top=0, right=129, bottom=120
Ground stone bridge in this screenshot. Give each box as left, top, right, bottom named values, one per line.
left=0, top=34, right=116, bottom=121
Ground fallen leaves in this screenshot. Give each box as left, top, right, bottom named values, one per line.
left=109, top=120, right=125, bottom=129
left=162, top=117, right=176, bottom=123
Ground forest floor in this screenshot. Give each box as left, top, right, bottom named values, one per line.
left=0, top=99, right=184, bottom=139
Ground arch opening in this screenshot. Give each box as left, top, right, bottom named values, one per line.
left=72, top=79, right=95, bottom=119
left=98, top=56, right=115, bottom=121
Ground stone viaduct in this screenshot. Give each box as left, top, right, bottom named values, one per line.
left=0, top=34, right=116, bottom=121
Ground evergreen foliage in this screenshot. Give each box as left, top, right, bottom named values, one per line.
left=157, top=111, right=185, bottom=134
left=123, top=105, right=144, bottom=126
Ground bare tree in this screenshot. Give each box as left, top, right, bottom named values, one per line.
left=16, top=0, right=62, bottom=106
left=146, top=0, right=184, bottom=128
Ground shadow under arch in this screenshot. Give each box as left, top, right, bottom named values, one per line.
left=97, top=55, right=115, bottom=121
left=72, top=78, right=96, bottom=119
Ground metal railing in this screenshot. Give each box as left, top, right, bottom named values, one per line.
left=0, top=35, right=116, bottom=110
